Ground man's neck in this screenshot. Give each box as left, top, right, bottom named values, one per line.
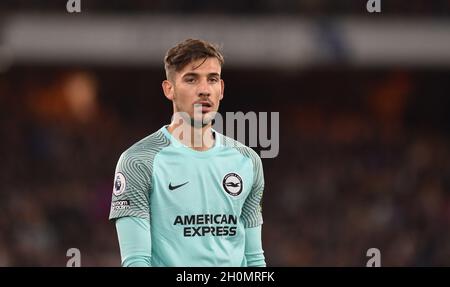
left=167, top=121, right=215, bottom=152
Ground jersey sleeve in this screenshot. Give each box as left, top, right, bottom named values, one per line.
left=109, top=151, right=152, bottom=220
left=244, top=225, right=266, bottom=267
left=116, top=216, right=152, bottom=267
left=241, top=150, right=265, bottom=228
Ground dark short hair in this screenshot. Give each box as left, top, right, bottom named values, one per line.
left=164, top=38, right=224, bottom=80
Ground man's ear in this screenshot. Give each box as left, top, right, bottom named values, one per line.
left=162, top=80, right=174, bottom=100
left=220, top=79, right=224, bottom=101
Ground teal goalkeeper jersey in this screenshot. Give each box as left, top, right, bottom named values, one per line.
left=109, top=126, right=265, bottom=267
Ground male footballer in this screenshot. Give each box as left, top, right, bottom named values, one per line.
left=109, top=38, right=266, bottom=267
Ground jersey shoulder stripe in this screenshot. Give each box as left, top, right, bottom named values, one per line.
left=109, top=129, right=170, bottom=220
left=216, top=133, right=265, bottom=228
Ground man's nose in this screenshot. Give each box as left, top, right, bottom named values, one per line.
left=197, top=79, right=211, bottom=97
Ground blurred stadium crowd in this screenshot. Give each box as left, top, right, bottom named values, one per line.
left=0, top=66, right=449, bottom=266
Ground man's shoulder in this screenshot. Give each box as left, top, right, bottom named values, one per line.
left=217, top=132, right=261, bottom=163
left=120, top=128, right=170, bottom=163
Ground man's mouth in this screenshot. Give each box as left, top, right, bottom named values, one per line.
left=194, top=102, right=213, bottom=113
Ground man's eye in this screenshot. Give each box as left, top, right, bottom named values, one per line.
left=185, top=78, right=195, bottom=83
left=209, top=78, right=219, bottom=83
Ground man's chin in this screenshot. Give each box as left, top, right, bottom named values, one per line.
left=193, top=112, right=216, bottom=126
left=190, top=117, right=213, bottom=128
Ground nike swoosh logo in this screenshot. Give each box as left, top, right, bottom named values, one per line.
left=169, top=181, right=189, bottom=191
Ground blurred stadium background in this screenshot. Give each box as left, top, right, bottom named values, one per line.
left=0, top=1, right=450, bottom=266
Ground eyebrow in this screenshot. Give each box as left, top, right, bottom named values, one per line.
left=182, top=72, right=221, bottom=78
